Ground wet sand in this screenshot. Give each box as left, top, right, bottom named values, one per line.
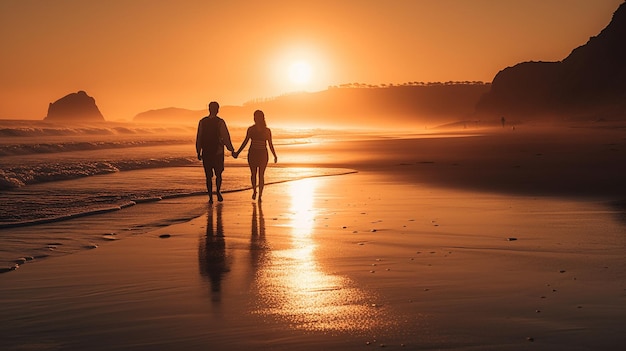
left=1, top=125, right=626, bottom=350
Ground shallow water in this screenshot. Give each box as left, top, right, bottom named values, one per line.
left=0, top=120, right=358, bottom=271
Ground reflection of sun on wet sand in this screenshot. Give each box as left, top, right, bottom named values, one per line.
left=0, top=125, right=625, bottom=349
left=252, top=179, right=389, bottom=333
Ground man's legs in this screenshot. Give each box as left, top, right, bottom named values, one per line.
left=202, top=159, right=215, bottom=203
left=215, top=171, right=223, bottom=202
left=206, top=176, right=214, bottom=203
left=215, top=154, right=225, bottom=202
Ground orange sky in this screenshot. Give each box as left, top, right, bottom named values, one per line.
left=0, top=0, right=622, bottom=120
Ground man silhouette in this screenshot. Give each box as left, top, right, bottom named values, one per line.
left=196, top=101, right=235, bottom=203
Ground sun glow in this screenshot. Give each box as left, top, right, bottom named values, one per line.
left=289, top=61, right=313, bottom=84
left=270, top=45, right=330, bottom=93
left=288, top=61, right=313, bottom=85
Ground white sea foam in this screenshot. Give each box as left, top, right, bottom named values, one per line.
left=0, top=156, right=197, bottom=190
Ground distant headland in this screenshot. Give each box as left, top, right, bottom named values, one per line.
left=132, top=82, right=491, bottom=127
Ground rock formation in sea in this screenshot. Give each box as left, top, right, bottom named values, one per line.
left=44, top=91, right=105, bottom=122
left=477, top=2, right=626, bottom=120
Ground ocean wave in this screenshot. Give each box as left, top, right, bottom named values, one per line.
left=0, top=139, right=193, bottom=157
left=0, top=157, right=197, bottom=190
left=0, top=122, right=195, bottom=138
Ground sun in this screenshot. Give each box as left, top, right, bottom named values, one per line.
left=288, top=61, right=313, bottom=85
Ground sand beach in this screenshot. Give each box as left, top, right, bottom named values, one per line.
left=1, top=125, right=626, bottom=350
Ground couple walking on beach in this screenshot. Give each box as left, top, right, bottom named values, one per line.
left=196, top=101, right=278, bottom=203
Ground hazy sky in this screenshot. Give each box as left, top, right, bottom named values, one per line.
left=1, top=0, right=623, bottom=120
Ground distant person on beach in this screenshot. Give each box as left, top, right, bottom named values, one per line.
left=196, top=101, right=235, bottom=203
left=234, top=110, right=277, bottom=202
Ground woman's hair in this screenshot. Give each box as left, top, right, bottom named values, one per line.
left=253, top=110, right=266, bottom=127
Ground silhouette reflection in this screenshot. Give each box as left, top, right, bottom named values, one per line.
left=198, top=203, right=230, bottom=301
left=250, top=202, right=269, bottom=269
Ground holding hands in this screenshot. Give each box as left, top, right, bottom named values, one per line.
left=230, top=151, right=276, bottom=163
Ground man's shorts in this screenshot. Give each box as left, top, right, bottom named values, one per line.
left=202, top=153, right=225, bottom=178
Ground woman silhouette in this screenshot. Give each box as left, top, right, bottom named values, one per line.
left=234, top=110, right=277, bottom=201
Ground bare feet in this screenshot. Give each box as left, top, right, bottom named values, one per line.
left=252, top=191, right=257, bottom=200
left=217, top=192, right=223, bottom=202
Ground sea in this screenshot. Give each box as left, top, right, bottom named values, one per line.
left=0, top=119, right=356, bottom=272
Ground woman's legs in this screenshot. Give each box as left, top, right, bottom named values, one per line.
left=250, top=165, right=258, bottom=199
left=248, top=149, right=268, bottom=201
left=258, top=163, right=267, bottom=201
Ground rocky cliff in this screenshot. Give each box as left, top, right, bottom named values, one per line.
left=477, top=2, right=626, bottom=120
left=44, top=91, right=105, bottom=122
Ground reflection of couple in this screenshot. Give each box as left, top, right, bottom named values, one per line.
left=198, top=202, right=267, bottom=299
left=198, top=203, right=228, bottom=297
left=196, top=101, right=278, bottom=203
